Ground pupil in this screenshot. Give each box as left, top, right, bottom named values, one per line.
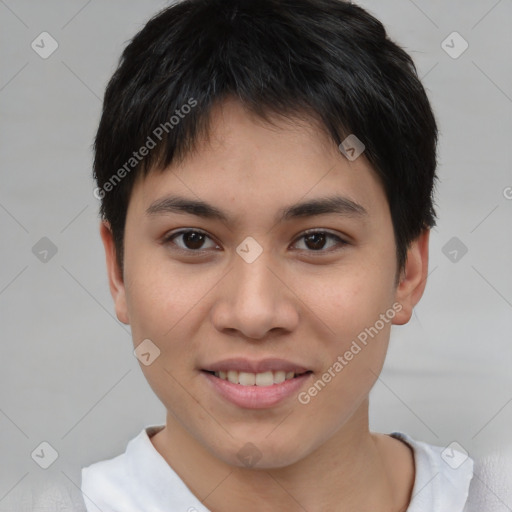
left=305, top=233, right=325, bottom=250
left=182, top=232, right=327, bottom=251
left=184, top=232, right=204, bottom=250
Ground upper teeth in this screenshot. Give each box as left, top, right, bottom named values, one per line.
left=214, top=370, right=296, bottom=386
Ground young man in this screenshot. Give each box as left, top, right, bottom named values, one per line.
left=82, top=0, right=475, bottom=510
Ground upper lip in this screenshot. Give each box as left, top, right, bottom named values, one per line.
left=202, top=358, right=311, bottom=374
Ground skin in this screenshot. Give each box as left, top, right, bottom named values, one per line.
left=101, top=97, right=430, bottom=512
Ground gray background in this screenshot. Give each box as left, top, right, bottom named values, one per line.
left=1, top=0, right=511, bottom=509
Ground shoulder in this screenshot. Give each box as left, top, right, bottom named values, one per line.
left=81, top=426, right=165, bottom=511
left=82, top=449, right=130, bottom=488
left=388, top=432, right=474, bottom=512
left=81, top=448, right=134, bottom=512
left=464, top=442, right=512, bottom=512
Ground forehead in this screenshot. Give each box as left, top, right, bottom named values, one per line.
left=129, top=98, right=389, bottom=226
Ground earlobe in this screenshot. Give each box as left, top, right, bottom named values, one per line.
left=99, top=221, right=130, bottom=325
left=392, top=229, right=430, bottom=326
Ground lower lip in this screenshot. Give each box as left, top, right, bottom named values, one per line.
left=202, top=371, right=313, bottom=409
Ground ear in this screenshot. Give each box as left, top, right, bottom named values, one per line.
left=392, top=229, right=430, bottom=326
left=100, top=221, right=130, bottom=325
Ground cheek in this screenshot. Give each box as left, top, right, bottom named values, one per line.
left=123, top=258, right=210, bottom=416
left=124, top=249, right=214, bottom=342
left=298, top=261, right=394, bottom=401
left=310, top=260, right=395, bottom=344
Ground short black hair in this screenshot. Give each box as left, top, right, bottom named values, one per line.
left=93, top=0, right=438, bottom=284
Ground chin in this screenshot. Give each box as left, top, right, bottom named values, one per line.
left=211, top=434, right=312, bottom=470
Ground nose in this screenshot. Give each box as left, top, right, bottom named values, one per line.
left=210, top=249, right=300, bottom=340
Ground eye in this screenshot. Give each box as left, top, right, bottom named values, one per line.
left=162, top=228, right=348, bottom=254
left=162, top=229, right=220, bottom=252
left=292, top=230, right=348, bottom=252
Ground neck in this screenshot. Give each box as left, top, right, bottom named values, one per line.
left=151, top=399, right=411, bottom=512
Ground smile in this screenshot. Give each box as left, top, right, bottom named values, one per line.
left=202, top=369, right=313, bottom=409
left=205, top=370, right=311, bottom=386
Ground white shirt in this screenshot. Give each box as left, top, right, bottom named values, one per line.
left=81, top=425, right=475, bottom=512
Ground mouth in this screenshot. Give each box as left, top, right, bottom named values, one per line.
left=200, top=360, right=314, bottom=409
left=202, top=369, right=313, bottom=386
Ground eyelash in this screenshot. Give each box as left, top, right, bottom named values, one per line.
left=161, top=228, right=349, bottom=255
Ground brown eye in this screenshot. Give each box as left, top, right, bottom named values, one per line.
left=182, top=231, right=207, bottom=250
left=293, top=230, right=347, bottom=252
left=304, top=232, right=327, bottom=250
left=163, top=230, right=219, bottom=252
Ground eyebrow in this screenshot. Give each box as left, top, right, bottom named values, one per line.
left=146, top=194, right=368, bottom=225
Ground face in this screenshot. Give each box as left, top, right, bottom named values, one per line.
left=102, top=98, right=428, bottom=469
